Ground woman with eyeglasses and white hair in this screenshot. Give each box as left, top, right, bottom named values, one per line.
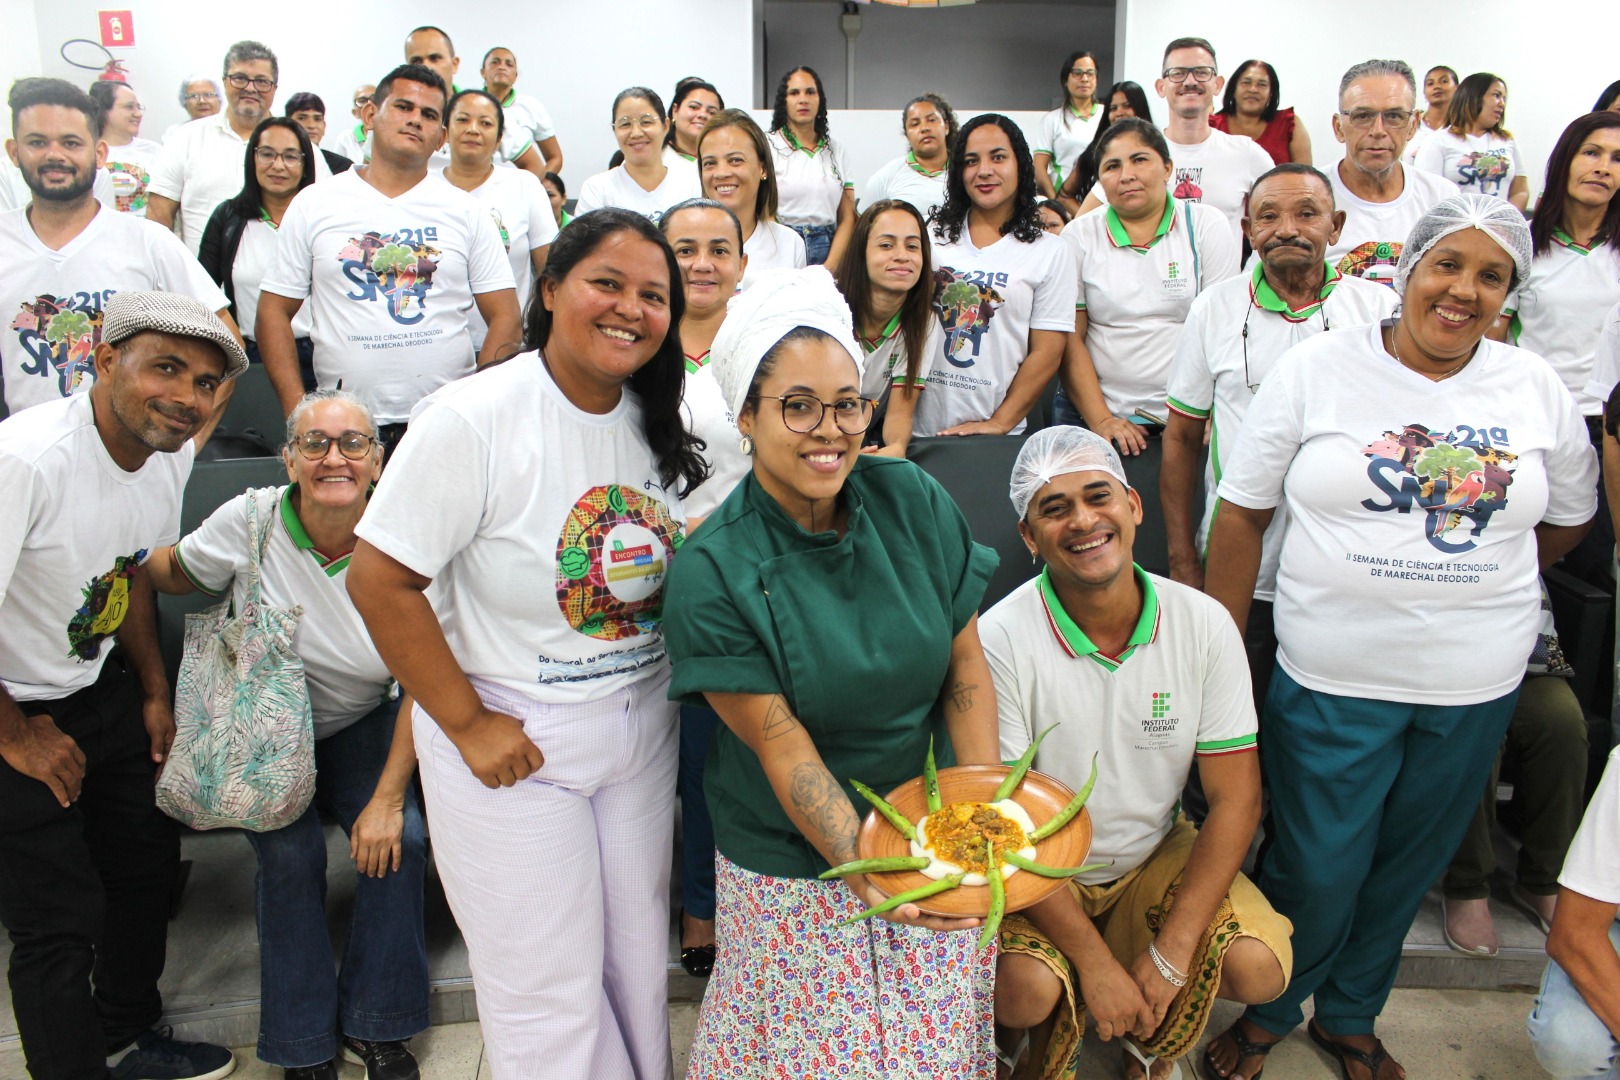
left=144, top=388, right=431, bottom=1080
left=574, top=86, right=701, bottom=222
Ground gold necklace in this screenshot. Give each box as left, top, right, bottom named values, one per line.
left=1387, top=323, right=1468, bottom=382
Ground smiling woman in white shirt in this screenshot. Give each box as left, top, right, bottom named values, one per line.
left=574, top=86, right=702, bottom=222
left=664, top=77, right=724, bottom=171
left=767, top=66, right=855, bottom=267
left=698, top=109, right=806, bottom=278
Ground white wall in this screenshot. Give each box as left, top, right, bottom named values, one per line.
left=1, top=0, right=44, bottom=131
left=22, top=0, right=755, bottom=191
left=1117, top=0, right=1620, bottom=199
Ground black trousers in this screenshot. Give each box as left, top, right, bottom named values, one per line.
left=0, top=660, right=179, bottom=1079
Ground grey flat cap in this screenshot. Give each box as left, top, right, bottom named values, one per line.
left=102, top=291, right=249, bottom=381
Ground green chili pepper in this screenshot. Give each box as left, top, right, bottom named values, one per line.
left=924, top=735, right=942, bottom=813
left=818, top=855, right=931, bottom=880
left=1001, top=849, right=1112, bottom=879
left=978, top=839, right=1006, bottom=951
left=839, top=873, right=965, bottom=926
left=993, top=722, right=1060, bottom=802
left=1030, top=751, right=1099, bottom=842
left=851, top=778, right=919, bottom=843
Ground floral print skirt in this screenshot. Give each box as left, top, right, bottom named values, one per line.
left=686, top=853, right=996, bottom=1079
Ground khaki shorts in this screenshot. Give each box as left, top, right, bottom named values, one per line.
left=998, top=817, right=1293, bottom=1079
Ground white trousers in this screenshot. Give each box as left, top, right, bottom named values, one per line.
left=414, top=671, right=678, bottom=1080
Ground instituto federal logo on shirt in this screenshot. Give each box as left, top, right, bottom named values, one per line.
left=337, top=228, right=441, bottom=324
left=933, top=266, right=1007, bottom=368
left=10, top=291, right=114, bottom=400
left=1360, top=423, right=1517, bottom=554
left=1140, top=690, right=1180, bottom=748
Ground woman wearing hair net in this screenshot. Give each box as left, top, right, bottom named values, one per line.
left=1201, top=194, right=1598, bottom=1078
left=662, top=268, right=1003, bottom=1077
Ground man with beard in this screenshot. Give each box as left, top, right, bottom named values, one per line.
left=0, top=79, right=234, bottom=416
left=0, top=290, right=247, bottom=1080
left=148, top=41, right=331, bottom=254
left=1155, top=37, right=1273, bottom=250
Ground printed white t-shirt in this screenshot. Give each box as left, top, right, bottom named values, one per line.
left=261, top=169, right=514, bottom=425
left=915, top=226, right=1075, bottom=435
left=1401, top=121, right=1444, bottom=166
left=857, top=318, right=943, bottom=401
left=680, top=362, right=750, bottom=522
left=1414, top=129, right=1524, bottom=201
left=0, top=206, right=229, bottom=415
left=1505, top=240, right=1620, bottom=415
left=174, top=485, right=393, bottom=736
left=1066, top=199, right=1239, bottom=420
left=1217, top=321, right=1598, bottom=706
left=1166, top=266, right=1397, bottom=599
left=1326, top=162, right=1457, bottom=287
left=864, top=154, right=948, bottom=217
left=1037, top=104, right=1103, bottom=189
left=0, top=393, right=193, bottom=701
left=103, top=137, right=163, bottom=217
left=983, top=568, right=1257, bottom=883
left=1582, top=304, right=1620, bottom=408
left=1560, top=744, right=1620, bottom=904
left=572, top=164, right=702, bottom=223
left=742, top=220, right=808, bottom=280
left=355, top=354, right=687, bottom=702
left=460, top=167, right=559, bottom=348
left=1163, top=127, right=1274, bottom=249
left=768, top=130, right=853, bottom=227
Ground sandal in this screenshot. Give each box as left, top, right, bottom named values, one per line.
left=1308, top=1020, right=1394, bottom=1080
left=1199, top=1019, right=1278, bottom=1080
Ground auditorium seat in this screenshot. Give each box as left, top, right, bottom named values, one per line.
left=217, top=364, right=287, bottom=451
left=909, top=434, right=1036, bottom=611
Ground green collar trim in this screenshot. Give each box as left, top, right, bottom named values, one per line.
left=351, top=122, right=365, bottom=142
left=784, top=128, right=827, bottom=156
left=1552, top=228, right=1594, bottom=255
left=860, top=311, right=903, bottom=353
left=1104, top=199, right=1175, bottom=252
left=1067, top=101, right=1097, bottom=122
left=498, top=89, right=518, bottom=108
left=279, top=485, right=353, bottom=576
left=1250, top=261, right=1341, bottom=322
left=684, top=349, right=711, bottom=374
left=1037, top=564, right=1160, bottom=670
left=906, top=151, right=945, bottom=178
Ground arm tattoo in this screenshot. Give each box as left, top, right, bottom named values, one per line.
left=760, top=695, right=800, bottom=741
left=947, top=680, right=979, bottom=713
left=789, top=761, right=861, bottom=865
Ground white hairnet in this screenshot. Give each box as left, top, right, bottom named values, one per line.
left=710, top=267, right=863, bottom=417
left=1394, top=193, right=1532, bottom=295
left=1009, top=425, right=1129, bottom=519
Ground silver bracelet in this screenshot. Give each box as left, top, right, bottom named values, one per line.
left=1148, top=942, right=1188, bottom=988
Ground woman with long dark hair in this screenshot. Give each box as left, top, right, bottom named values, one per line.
left=1062, top=80, right=1154, bottom=210
left=198, top=115, right=318, bottom=384
left=348, top=207, right=705, bottom=1079
left=1210, top=59, right=1312, bottom=166
left=1415, top=71, right=1530, bottom=210
left=864, top=92, right=957, bottom=217
left=1035, top=50, right=1103, bottom=200
left=767, top=66, right=855, bottom=266
left=664, top=76, right=724, bottom=167
left=1593, top=80, right=1620, bottom=112
left=920, top=113, right=1073, bottom=437
left=834, top=198, right=942, bottom=456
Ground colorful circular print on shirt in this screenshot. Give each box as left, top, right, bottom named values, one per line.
left=556, top=484, right=683, bottom=640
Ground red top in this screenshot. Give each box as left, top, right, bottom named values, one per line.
left=1210, top=107, right=1296, bottom=165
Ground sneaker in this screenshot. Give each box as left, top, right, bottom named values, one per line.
left=108, top=1027, right=235, bottom=1080
left=340, top=1036, right=419, bottom=1080
left=284, top=1064, right=338, bottom=1080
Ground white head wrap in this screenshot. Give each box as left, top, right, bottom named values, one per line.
left=1009, top=426, right=1129, bottom=519
left=710, top=267, right=864, bottom=417
left=1393, top=193, right=1532, bottom=295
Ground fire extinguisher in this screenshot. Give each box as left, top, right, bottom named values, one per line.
left=60, top=38, right=129, bottom=83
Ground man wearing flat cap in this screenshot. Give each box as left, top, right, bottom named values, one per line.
left=0, top=291, right=244, bottom=1080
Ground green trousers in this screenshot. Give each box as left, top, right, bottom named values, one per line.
left=1443, top=674, right=1588, bottom=900
left=1246, top=670, right=1517, bottom=1037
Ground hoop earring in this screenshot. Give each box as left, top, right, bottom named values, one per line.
left=738, top=434, right=755, bottom=455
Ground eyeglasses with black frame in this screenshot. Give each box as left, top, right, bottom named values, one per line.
left=1162, top=66, right=1218, bottom=84
left=225, top=73, right=278, bottom=92
left=756, top=393, right=877, bottom=435
left=291, top=430, right=378, bottom=460
left=254, top=147, right=305, bottom=167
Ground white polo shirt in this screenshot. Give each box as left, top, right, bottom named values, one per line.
left=150, top=112, right=333, bottom=254
left=680, top=361, right=750, bottom=522
left=742, top=220, right=808, bottom=279
left=1166, top=264, right=1397, bottom=599
left=983, top=567, right=1257, bottom=883
left=1037, top=104, right=1103, bottom=189
left=864, top=154, right=948, bottom=217
left=1326, top=163, right=1456, bottom=287
left=1582, top=304, right=1620, bottom=408
left=1065, top=199, right=1239, bottom=421
left=174, top=485, right=394, bottom=736
left=1163, top=127, right=1273, bottom=250
left=857, top=317, right=943, bottom=401
left=768, top=130, right=853, bottom=228
left=496, top=89, right=556, bottom=164
left=572, top=164, right=702, bottom=223
left=460, top=166, right=559, bottom=348
left=1505, top=239, right=1620, bottom=416
left=1561, top=744, right=1620, bottom=904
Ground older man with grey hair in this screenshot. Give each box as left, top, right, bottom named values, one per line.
left=148, top=41, right=330, bottom=254
left=1326, top=58, right=1456, bottom=287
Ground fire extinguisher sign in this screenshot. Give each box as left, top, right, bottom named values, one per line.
left=98, top=11, right=135, bottom=47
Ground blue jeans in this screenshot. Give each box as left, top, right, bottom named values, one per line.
left=1052, top=389, right=1083, bottom=428
left=678, top=704, right=718, bottom=921
left=1529, top=920, right=1620, bottom=1079
left=789, top=223, right=835, bottom=266
left=244, top=699, right=429, bottom=1067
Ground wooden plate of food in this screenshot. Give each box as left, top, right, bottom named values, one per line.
left=853, top=764, right=1095, bottom=918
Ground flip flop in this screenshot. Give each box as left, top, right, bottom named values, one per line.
left=1124, top=1037, right=1183, bottom=1080
left=1308, top=1020, right=1393, bottom=1080
left=1199, top=1019, right=1277, bottom=1080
